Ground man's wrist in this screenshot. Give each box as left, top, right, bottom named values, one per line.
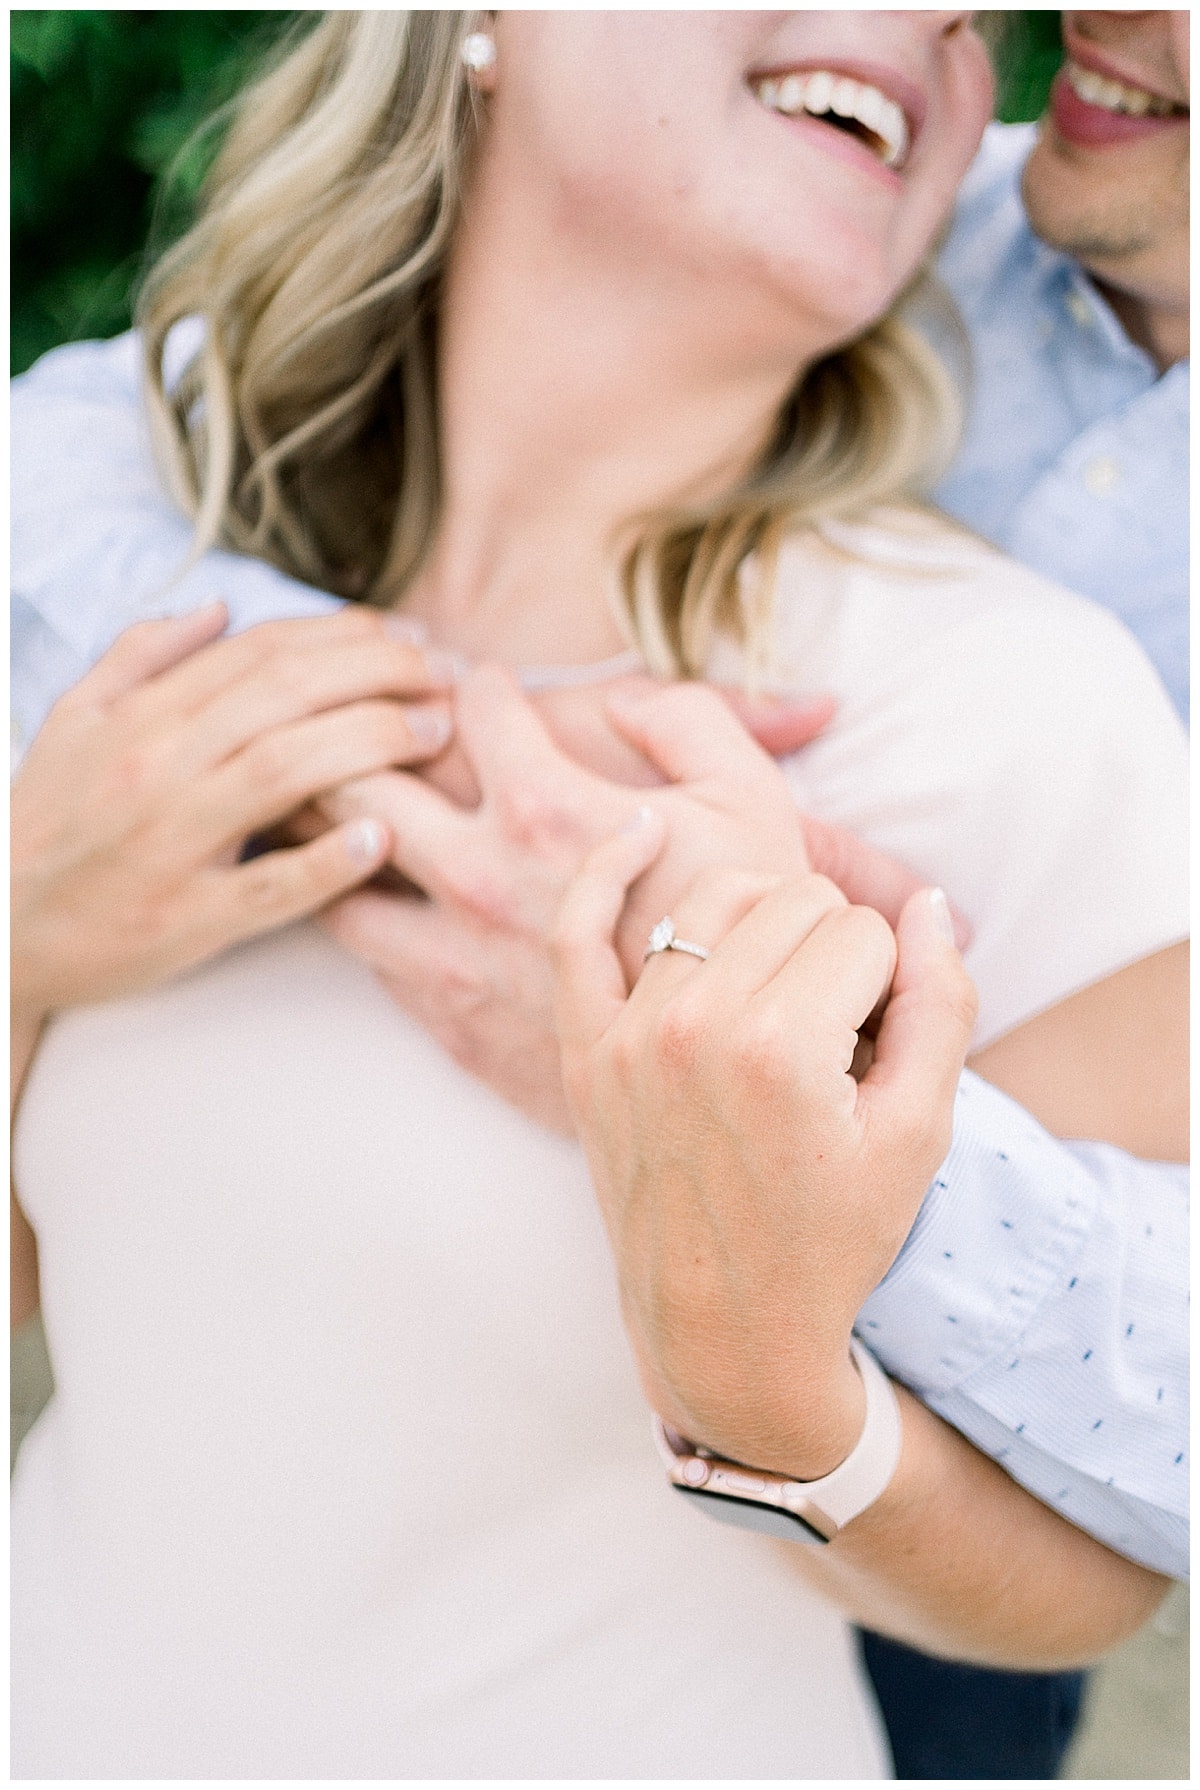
left=857, top=1071, right=1097, bottom=1398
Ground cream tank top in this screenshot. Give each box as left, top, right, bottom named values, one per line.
left=12, top=924, right=890, bottom=1779
left=12, top=518, right=1188, bottom=1779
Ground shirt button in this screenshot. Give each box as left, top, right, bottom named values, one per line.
left=1065, top=289, right=1094, bottom=329
left=1083, top=453, right=1121, bottom=495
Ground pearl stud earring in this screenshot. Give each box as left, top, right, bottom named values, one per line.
left=461, top=32, right=496, bottom=75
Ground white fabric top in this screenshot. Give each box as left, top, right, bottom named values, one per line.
left=722, top=513, right=1188, bottom=1046
left=13, top=926, right=890, bottom=1781
left=10, top=335, right=1189, bottom=1776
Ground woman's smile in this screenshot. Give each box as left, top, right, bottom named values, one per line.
left=469, top=10, right=993, bottom=378
left=749, top=62, right=922, bottom=175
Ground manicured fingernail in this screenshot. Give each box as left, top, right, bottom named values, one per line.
left=408, top=705, right=453, bottom=753
left=620, top=804, right=658, bottom=835
left=928, top=887, right=956, bottom=945
left=346, top=817, right=387, bottom=864
left=383, top=613, right=428, bottom=645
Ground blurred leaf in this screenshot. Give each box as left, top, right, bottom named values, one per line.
left=128, top=99, right=216, bottom=178
left=11, top=11, right=296, bottom=375
left=983, top=12, right=1064, bottom=123
left=10, top=12, right=83, bottom=83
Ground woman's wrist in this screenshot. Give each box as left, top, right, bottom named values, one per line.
left=765, top=1349, right=868, bottom=1483
left=678, top=1343, right=868, bottom=1484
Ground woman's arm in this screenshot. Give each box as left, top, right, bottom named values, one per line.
left=551, top=828, right=1171, bottom=1665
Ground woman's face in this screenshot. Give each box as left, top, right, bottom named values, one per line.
left=487, top=10, right=994, bottom=350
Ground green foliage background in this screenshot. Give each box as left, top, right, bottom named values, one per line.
left=11, top=10, right=1064, bottom=376
left=11, top=10, right=297, bottom=373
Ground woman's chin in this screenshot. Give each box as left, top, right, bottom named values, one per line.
left=740, top=237, right=903, bottom=349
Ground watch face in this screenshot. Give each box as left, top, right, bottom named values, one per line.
left=671, top=1483, right=827, bottom=1545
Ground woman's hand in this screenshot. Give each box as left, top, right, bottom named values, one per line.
left=11, top=601, right=455, bottom=1049
left=420, top=671, right=839, bottom=806
left=321, top=665, right=963, bottom=1133
left=545, top=829, right=1168, bottom=1672
left=551, top=818, right=978, bottom=1479
left=320, top=666, right=824, bottom=1128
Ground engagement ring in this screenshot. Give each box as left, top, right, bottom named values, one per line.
left=642, top=916, right=711, bottom=964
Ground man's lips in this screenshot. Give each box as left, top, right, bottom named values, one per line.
left=1050, top=66, right=1188, bottom=150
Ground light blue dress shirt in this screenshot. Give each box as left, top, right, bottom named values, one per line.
left=932, top=123, right=1189, bottom=726
left=10, top=290, right=1188, bottom=1577
left=846, top=122, right=1192, bottom=1578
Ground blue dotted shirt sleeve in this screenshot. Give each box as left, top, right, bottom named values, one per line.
left=859, top=1071, right=1188, bottom=1579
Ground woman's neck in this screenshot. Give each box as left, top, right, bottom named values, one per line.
left=399, top=159, right=820, bottom=667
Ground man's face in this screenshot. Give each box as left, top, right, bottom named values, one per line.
left=1021, top=11, right=1188, bottom=316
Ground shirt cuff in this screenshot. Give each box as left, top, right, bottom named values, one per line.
left=855, top=1070, right=1096, bottom=1395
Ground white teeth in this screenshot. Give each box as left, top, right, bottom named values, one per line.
left=753, top=69, right=910, bottom=169
left=855, top=85, right=886, bottom=134
left=777, top=73, right=806, bottom=113
left=1065, top=58, right=1180, bottom=118
left=829, top=76, right=860, bottom=119
left=804, top=71, right=834, bottom=116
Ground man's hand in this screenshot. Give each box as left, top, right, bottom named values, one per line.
left=11, top=603, right=454, bottom=1033
left=551, top=817, right=978, bottom=1479
left=413, top=670, right=837, bottom=807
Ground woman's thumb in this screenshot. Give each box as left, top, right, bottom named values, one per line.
left=861, top=888, right=978, bottom=1138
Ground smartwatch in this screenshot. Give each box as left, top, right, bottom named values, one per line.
left=652, top=1337, right=902, bottom=1545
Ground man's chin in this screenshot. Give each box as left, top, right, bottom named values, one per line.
left=1020, top=132, right=1160, bottom=270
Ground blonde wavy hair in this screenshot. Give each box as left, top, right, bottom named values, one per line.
left=140, top=10, right=961, bottom=678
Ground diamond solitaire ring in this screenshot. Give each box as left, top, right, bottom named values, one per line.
left=643, top=916, right=711, bottom=964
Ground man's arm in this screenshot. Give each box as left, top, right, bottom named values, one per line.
left=12, top=341, right=1187, bottom=1568
left=859, top=1072, right=1188, bottom=1578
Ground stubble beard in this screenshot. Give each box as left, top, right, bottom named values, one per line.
left=1022, top=157, right=1168, bottom=271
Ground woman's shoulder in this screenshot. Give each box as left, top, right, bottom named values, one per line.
left=763, top=508, right=1188, bottom=1047
left=769, top=506, right=1178, bottom=729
